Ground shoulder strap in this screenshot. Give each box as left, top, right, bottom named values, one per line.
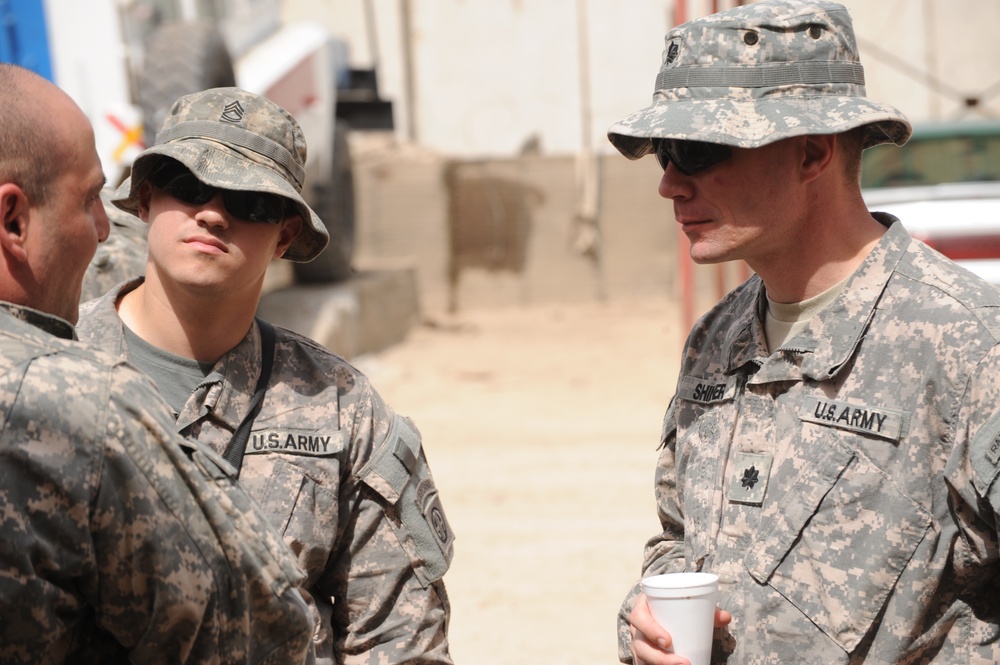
left=222, top=318, right=275, bottom=478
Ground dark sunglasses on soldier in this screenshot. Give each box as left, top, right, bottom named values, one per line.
left=147, top=161, right=290, bottom=224
left=652, top=138, right=733, bottom=176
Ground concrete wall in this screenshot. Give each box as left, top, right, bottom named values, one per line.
left=350, top=135, right=735, bottom=318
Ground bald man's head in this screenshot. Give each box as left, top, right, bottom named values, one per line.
left=0, top=64, right=82, bottom=206
left=0, top=64, right=109, bottom=322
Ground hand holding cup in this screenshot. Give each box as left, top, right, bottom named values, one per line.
left=633, top=572, right=720, bottom=665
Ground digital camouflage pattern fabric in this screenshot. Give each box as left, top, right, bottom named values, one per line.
left=607, top=0, right=911, bottom=159
left=618, top=218, right=1000, bottom=663
left=0, top=302, right=313, bottom=664
left=77, top=279, right=455, bottom=665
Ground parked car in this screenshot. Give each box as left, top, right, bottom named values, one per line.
left=862, top=119, right=1000, bottom=284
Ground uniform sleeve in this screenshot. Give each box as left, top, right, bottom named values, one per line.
left=936, top=340, right=1000, bottom=642
left=0, top=353, right=312, bottom=664
left=95, top=364, right=313, bottom=663
left=618, top=396, right=688, bottom=663
left=949, top=343, right=1000, bottom=563
left=324, top=384, right=454, bottom=664
left=89, top=371, right=228, bottom=660
left=0, top=355, right=107, bottom=660
left=0, top=355, right=223, bottom=662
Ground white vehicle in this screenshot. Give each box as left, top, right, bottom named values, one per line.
left=1, top=0, right=392, bottom=282
left=861, top=119, right=1000, bottom=284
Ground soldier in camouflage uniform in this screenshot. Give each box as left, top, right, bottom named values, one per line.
left=0, top=65, right=313, bottom=662
left=76, top=87, right=455, bottom=664
left=608, top=1, right=1000, bottom=663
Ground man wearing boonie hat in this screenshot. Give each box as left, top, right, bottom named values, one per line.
left=76, top=87, right=455, bottom=664
left=610, top=2, right=1000, bottom=663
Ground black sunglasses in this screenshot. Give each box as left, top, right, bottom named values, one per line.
left=652, top=138, right=733, bottom=176
left=147, top=161, right=290, bottom=224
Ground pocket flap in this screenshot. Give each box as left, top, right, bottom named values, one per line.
left=744, top=442, right=856, bottom=581
left=745, top=440, right=931, bottom=651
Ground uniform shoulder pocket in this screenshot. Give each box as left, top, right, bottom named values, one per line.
left=359, top=414, right=455, bottom=586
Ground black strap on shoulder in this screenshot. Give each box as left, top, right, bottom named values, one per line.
left=223, top=318, right=275, bottom=478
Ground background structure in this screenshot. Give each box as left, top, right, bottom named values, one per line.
left=286, top=0, right=1000, bottom=157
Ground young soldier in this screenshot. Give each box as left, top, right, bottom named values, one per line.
left=77, top=87, right=454, bottom=664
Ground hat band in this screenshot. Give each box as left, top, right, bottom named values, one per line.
left=655, top=61, right=865, bottom=91
left=155, top=120, right=306, bottom=189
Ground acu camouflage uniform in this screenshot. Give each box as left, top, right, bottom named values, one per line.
left=79, top=87, right=455, bottom=664
left=619, top=218, right=1000, bottom=663
left=607, top=1, right=1000, bottom=662
left=79, top=280, right=454, bottom=664
left=0, top=302, right=313, bottom=664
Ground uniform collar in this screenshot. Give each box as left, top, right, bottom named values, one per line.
left=94, top=277, right=264, bottom=433
left=0, top=302, right=76, bottom=340
left=194, top=320, right=266, bottom=432
left=726, top=215, right=910, bottom=383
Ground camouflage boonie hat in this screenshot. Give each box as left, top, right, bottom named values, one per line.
left=607, top=0, right=912, bottom=159
left=113, top=87, right=329, bottom=262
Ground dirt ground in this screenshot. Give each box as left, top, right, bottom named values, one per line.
left=353, top=296, right=687, bottom=665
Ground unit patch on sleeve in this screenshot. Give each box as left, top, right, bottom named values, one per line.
left=416, top=478, right=453, bottom=553
left=799, top=396, right=907, bottom=443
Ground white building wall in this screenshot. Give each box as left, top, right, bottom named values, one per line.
left=285, top=0, right=1000, bottom=158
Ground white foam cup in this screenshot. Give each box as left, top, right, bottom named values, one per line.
left=640, top=572, right=719, bottom=665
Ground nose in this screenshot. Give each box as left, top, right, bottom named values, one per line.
left=658, top=162, right=693, bottom=201
left=194, top=192, right=230, bottom=228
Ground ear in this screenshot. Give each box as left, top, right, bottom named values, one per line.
left=801, top=134, right=836, bottom=182
left=0, top=182, right=31, bottom=263
left=275, top=213, right=304, bottom=259
left=136, top=182, right=153, bottom=223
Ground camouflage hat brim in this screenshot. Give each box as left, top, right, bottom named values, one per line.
left=607, top=0, right=912, bottom=159
left=113, top=140, right=329, bottom=263
left=609, top=94, right=911, bottom=159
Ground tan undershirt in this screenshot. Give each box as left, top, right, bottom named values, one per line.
left=764, top=275, right=851, bottom=351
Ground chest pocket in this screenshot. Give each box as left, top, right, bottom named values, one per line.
left=742, top=437, right=931, bottom=653
left=259, top=458, right=339, bottom=578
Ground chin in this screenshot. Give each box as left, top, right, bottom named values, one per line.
left=178, top=276, right=237, bottom=298
left=689, top=252, right=729, bottom=266
left=688, top=242, right=740, bottom=265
